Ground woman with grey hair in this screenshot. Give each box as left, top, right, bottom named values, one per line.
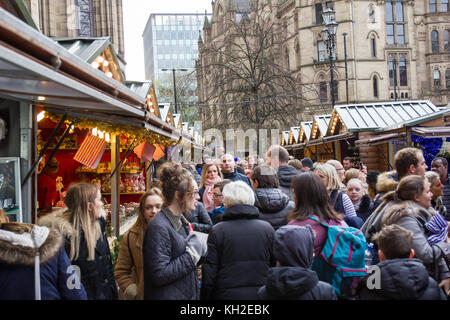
left=425, top=170, right=448, bottom=219
left=200, top=181, right=275, bottom=300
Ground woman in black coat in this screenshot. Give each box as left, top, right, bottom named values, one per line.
left=39, top=183, right=117, bottom=300
left=143, top=162, right=207, bottom=300
left=201, top=181, right=275, bottom=300
left=251, top=165, right=294, bottom=230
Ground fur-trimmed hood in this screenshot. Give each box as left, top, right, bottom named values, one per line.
left=0, top=226, right=63, bottom=266
left=376, top=171, right=399, bottom=194
left=381, top=200, right=433, bottom=227
left=38, top=211, right=74, bottom=240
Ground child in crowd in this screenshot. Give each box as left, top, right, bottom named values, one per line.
left=358, top=224, right=446, bottom=300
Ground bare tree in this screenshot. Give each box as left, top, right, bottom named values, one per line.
left=197, top=1, right=316, bottom=135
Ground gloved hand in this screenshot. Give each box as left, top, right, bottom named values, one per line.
left=124, top=283, right=137, bottom=300
left=185, top=232, right=208, bottom=265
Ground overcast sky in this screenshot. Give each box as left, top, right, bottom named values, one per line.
left=123, top=0, right=212, bottom=81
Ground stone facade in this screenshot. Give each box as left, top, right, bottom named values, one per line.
left=198, top=0, right=450, bottom=129
left=22, top=0, right=125, bottom=69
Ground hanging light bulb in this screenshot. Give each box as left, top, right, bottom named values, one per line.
left=37, top=111, right=46, bottom=122
left=103, top=60, right=109, bottom=67
left=97, top=56, right=104, bottom=63
left=105, top=133, right=110, bottom=142
left=92, top=127, right=98, bottom=136
left=91, top=61, right=100, bottom=69
left=98, top=131, right=104, bottom=139
left=106, top=72, right=113, bottom=78
left=69, top=124, right=74, bottom=134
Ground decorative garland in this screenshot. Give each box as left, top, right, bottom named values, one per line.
left=46, top=111, right=178, bottom=147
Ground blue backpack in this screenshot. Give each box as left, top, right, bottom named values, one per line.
left=309, top=215, right=367, bottom=297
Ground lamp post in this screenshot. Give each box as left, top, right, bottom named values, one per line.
left=321, top=8, right=339, bottom=108
left=161, top=68, right=188, bottom=114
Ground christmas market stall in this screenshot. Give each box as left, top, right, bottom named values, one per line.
left=0, top=9, right=185, bottom=237
left=329, top=100, right=449, bottom=172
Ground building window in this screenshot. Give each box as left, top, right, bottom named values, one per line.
left=445, top=30, right=450, bottom=51
left=315, top=3, right=324, bottom=24
left=433, top=69, right=441, bottom=89
left=446, top=69, right=450, bottom=88
left=443, top=0, right=449, bottom=11
left=430, top=0, right=436, bottom=12
left=399, top=54, right=407, bottom=86
left=284, top=47, right=290, bottom=70
left=332, top=79, right=338, bottom=102
left=432, top=30, right=439, bottom=53
left=317, top=41, right=326, bottom=62
left=319, top=81, right=327, bottom=103
left=371, top=37, right=376, bottom=57
left=385, top=0, right=406, bottom=45
left=388, top=53, right=408, bottom=87
left=373, top=76, right=379, bottom=98
left=369, top=4, right=376, bottom=23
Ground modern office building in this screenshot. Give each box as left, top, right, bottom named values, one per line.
left=143, top=13, right=211, bottom=108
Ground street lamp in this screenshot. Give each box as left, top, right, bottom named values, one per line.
left=161, top=68, right=188, bottom=114
left=321, top=8, right=339, bottom=108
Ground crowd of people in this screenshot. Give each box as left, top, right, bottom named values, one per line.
left=1, top=145, right=450, bottom=301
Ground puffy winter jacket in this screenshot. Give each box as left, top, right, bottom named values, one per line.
left=201, top=204, right=275, bottom=300
left=143, top=207, right=198, bottom=300
left=358, top=258, right=446, bottom=300
left=222, top=170, right=252, bottom=187
left=258, top=267, right=337, bottom=300
left=355, top=194, right=375, bottom=223
left=254, top=188, right=294, bottom=230
left=0, top=226, right=87, bottom=300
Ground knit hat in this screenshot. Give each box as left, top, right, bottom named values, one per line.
left=301, top=158, right=314, bottom=170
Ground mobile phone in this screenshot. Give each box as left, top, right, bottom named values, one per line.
left=360, top=161, right=364, bottom=169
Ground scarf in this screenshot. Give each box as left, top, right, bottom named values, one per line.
left=425, top=212, right=449, bottom=244
left=203, top=176, right=221, bottom=213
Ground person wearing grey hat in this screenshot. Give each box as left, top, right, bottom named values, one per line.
left=301, top=158, right=315, bottom=172
left=257, top=225, right=337, bottom=300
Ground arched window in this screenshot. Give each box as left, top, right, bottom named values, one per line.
left=295, top=40, right=301, bottom=69
left=318, top=76, right=327, bottom=103
left=369, top=4, right=376, bottom=23
left=433, top=69, right=441, bottom=88
left=373, top=76, right=379, bottom=98
left=432, top=30, right=439, bottom=53
left=284, top=47, right=290, bottom=70
left=370, top=36, right=376, bottom=57
left=445, top=30, right=450, bottom=52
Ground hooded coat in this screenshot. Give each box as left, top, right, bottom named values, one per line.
left=372, top=171, right=399, bottom=210
left=381, top=201, right=450, bottom=282
left=38, top=213, right=118, bottom=300
left=201, top=204, right=275, bottom=300
left=358, top=258, right=446, bottom=300
left=254, top=188, right=294, bottom=230
left=355, top=194, right=375, bottom=223
left=258, top=225, right=337, bottom=300
left=277, top=165, right=301, bottom=201
left=0, top=225, right=87, bottom=300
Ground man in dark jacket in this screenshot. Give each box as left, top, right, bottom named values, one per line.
left=220, top=153, right=252, bottom=187
left=431, top=157, right=450, bottom=220
left=265, top=145, right=300, bottom=201
left=358, top=224, right=446, bottom=300
left=201, top=181, right=275, bottom=300
left=258, top=225, right=337, bottom=300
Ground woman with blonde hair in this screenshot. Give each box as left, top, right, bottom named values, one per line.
left=39, top=182, right=118, bottom=300
left=198, top=163, right=223, bottom=213
left=314, top=163, right=359, bottom=227
left=114, top=187, right=163, bottom=300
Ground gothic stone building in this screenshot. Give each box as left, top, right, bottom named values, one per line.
left=198, top=0, right=450, bottom=131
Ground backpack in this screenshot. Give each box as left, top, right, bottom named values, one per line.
left=309, top=215, right=367, bottom=298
